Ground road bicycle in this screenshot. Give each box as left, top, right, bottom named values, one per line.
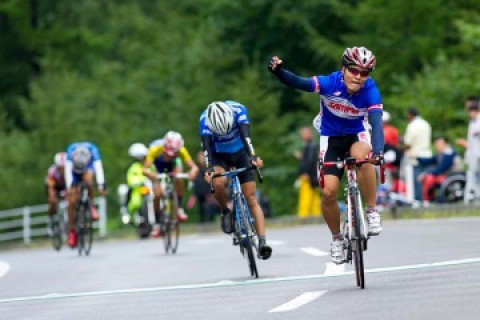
left=51, top=191, right=66, bottom=251
left=156, top=172, right=190, bottom=254
left=319, top=156, right=384, bottom=289
left=211, top=166, right=263, bottom=278
left=75, top=181, right=94, bottom=256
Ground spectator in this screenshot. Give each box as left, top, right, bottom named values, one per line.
left=191, top=151, right=219, bottom=222
left=382, top=111, right=401, bottom=188
left=403, top=107, right=432, bottom=202
left=456, top=96, right=480, bottom=203
left=417, top=136, right=462, bottom=205
left=294, top=126, right=321, bottom=218
left=382, top=111, right=399, bottom=147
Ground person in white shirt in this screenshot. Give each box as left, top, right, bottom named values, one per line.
left=403, top=107, right=433, bottom=201
left=456, top=96, right=480, bottom=203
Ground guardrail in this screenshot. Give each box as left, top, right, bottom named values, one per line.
left=0, top=197, right=107, bottom=245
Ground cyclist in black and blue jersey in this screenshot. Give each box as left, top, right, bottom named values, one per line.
left=200, top=100, right=272, bottom=260
left=269, top=47, right=384, bottom=264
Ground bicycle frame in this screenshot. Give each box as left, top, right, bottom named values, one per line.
left=319, top=156, right=384, bottom=289
left=155, top=172, right=190, bottom=254
left=211, top=166, right=262, bottom=278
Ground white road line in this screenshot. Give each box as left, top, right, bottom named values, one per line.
left=1, top=257, right=480, bottom=304
left=300, top=247, right=329, bottom=257
left=0, top=261, right=10, bottom=278
left=324, top=263, right=346, bottom=275
left=268, top=291, right=326, bottom=313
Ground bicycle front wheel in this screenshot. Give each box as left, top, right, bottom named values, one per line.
left=84, top=203, right=93, bottom=256
left=350, top=187, right=365, bottom=289
left=163, top=212, right=172, bottom=254
left=77, top=208, right=85, bottom=256
left=236, top=194, right=258, bottom=278
left=51, top=217, right=63, bottom=251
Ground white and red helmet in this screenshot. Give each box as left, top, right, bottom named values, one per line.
left=54, top=152, right=66, bottom=167
left=163, top=131, right=184, bottom=156
left=342, top=46, right=376, bottom=71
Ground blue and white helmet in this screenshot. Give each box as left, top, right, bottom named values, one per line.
left=205, top=101, right=234, bottom=135
left=72, top=146, right=91, bottom=173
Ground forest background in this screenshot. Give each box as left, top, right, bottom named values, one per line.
left=1, top=0, right=480, bottom=223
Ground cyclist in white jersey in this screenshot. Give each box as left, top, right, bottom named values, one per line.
left=269, top=47, right=385, bottom=264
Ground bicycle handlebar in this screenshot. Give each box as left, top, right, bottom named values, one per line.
left=319, top=157, right=385, bottom=186
left=209, top=166, right=263, bottom=193
left=155, top=172, right=190, bottom=180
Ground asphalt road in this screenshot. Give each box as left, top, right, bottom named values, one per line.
left=1, top=217, right=480, bottom=320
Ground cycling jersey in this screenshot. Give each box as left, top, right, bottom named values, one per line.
left=146, top=145, right=192, bottom=164
left=45, top=165, right=65, bottom=190
left=65, top=141, right=105, bottom=188
left=199, top=100, right=250, bottom=154
left=311, top=71, right=382, bottom=136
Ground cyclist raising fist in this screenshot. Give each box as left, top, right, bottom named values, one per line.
left=269, top=47, right=385, bottom=264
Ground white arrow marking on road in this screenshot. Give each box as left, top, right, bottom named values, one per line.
left=0, top=261, right=10, bottom=278
left=323, top=263, right=346, bottom=275
left=300, top=247, right=329, bottom=257
left=268, top=291, right=327, bottom=313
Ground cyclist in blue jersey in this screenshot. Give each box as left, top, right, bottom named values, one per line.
left=65, top=141, right=107, bottom=248
left=200, top=100, right=272, bottom=260
left=269, top=47, right=384, bottom=264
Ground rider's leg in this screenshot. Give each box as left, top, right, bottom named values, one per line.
left=241, top=181, right=265, bottom=236
left=82, top=171, right=99, bottom=220
left=173, top=165, right=188, bottom=221
left=350, top=141, right=376, bottom=206
left=351, top=141, right=382, bottom=235
left=321, top=175, right=341, bottom=234
left=242, top=181, right=272, bottom=260
left=212, top=166, right=228, bottom=208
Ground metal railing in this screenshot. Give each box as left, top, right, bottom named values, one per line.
left=0, top=197, right=107, bottom=245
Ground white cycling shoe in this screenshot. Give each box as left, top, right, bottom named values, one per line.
left=330, top=239, right=346, bottom=265
left=367, top=211, right=383, bottom=236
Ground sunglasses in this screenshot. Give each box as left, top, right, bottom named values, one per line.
left=347, top=66, right=370, bottom=78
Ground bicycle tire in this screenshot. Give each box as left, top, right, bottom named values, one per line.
left=350, top=187, right=365, bottom=289
left=77, top=206, right=85, bottom=256
left=236, top=194, right=258, bottom=278
left=51, top=218, right=62, bottom=251
left=170, top=192, right=180, bottom=254
left=137, top=200, right=151, bottom=239
left=163, top=213, right=172, bottom=254
left=84, top=201, right=93, bottom=256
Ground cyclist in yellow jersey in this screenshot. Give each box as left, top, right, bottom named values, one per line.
left=143, top=131, right=199, bottom=237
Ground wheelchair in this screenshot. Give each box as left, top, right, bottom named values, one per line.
left=436, top=172, right=466, bottom=203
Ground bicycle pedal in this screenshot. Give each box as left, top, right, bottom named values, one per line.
left=232, top=237, right=239, bottom=246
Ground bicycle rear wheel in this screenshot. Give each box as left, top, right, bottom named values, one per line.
left=350, top=188, right=365, bottom=289
left=51, top=216, right=63, bottom=251
left=236, top=194, right=258, bottom=278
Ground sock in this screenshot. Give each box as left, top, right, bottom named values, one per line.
left=222, top=208, right=230, bottom=215
left=332, top=232, right=344, bottom=241
left=366, top=205, right=376, bottom=214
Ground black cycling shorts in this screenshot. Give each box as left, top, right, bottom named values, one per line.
left=320, top=132, right=371, bottom=179
left=212, top=148, right=255, bottom=184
